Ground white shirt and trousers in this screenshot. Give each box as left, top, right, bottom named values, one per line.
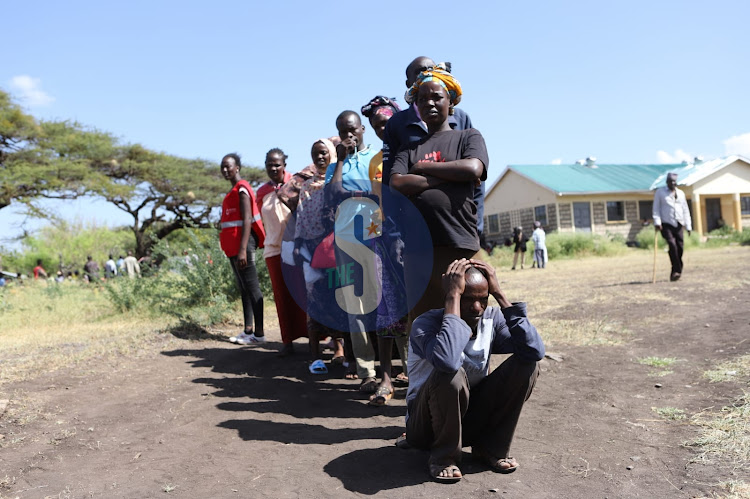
left=652, top=186, right=692, bottom=278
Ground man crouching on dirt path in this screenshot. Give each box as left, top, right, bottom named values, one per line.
left=399, top=258, right=544, bottom=483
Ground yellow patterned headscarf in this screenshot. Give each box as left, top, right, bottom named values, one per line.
left=404, top=62, right=462, bottom=112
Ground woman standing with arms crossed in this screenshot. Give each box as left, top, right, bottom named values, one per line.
left=220, top=153, right=266, bottom=345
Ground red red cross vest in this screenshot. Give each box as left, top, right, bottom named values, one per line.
left=220, top=180, right=265, bottom=257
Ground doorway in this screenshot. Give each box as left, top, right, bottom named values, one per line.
left=705, top=198, right=723, bottom=232
left=573, top=202, right=592, bottom=232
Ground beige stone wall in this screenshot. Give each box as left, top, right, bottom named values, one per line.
left=484, top=170, right=557, bottom=214
left=559, top=203, right=573, bottom=231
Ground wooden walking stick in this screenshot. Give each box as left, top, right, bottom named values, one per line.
left=652, top=230, right=658, bottom=283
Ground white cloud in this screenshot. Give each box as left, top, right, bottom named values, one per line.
left=550, top=158, right=562, bottom=165
left=9, top=75, right=55, bottom=107
left=656, top=149, right=692, bottom=164
left=723, top=132, right=750, bottom=157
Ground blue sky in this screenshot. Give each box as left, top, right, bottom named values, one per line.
left=2, top=0, right=749, bottom=248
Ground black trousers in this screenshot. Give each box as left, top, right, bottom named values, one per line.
left=660, top=223, right=684, bottom=275
left=406, top=355, right=540, bottom=467
left=229, top=245, right=263, bottom=333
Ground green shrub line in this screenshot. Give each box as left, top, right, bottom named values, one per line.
left=485, top=227, right=749, bottom=260
left=105, top=227, right=272, bottom=327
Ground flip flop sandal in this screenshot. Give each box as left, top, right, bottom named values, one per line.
left=308, top=359, right=328, bottom=375
left=393, top=372, right=409, bottom=386
left=473, top=447, right=518, bottom=474
left=359, top=377, right=378, bottom=394
left=330, top=355, right=346, bottom=366
left=368, top=385, right=393, bottom=406
left=429, top=463, right=462, bottom=483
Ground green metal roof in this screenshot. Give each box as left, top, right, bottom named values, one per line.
left=510, top=163, right=680, bottom=193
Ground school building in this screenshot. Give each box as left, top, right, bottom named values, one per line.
left=483, top=155, right=750, bottom=244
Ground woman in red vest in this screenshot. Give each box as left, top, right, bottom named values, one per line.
left=220, top=153, right=267, bottom=345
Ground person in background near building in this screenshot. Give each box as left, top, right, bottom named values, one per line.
left=402, top=259, right=544, bottom=482
left=83, top=256, right=99, bottom=282
left=511, top=227, right=527, bottom=270
left=257, top=148, right=309, bottom=357
left=652, top=172, right=692, bottom=281
left=531, top=221, right=547, bottom=269
left=219, top=153, right=267, bottom=345
left=123, top=250, right=141, bottom=278
left=33, top=259, right=48, bottom=279
left=105, top=254, right=118, bottom=278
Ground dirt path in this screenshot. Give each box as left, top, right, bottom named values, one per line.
left=2, top=247, right=749, bottom=498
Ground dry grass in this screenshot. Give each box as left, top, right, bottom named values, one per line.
left=716, top=480, right=750, bottom=499
left=704, top=354, right=750, bottom=383
left=687, top=354, right=750, bottom=479
left=0, top=283, right=174, bottom=387
left=687, top=391, right=750, bottom=472
left=0, top=281, right=280, bottom=387
left=487, top=246, right=750, bottom=347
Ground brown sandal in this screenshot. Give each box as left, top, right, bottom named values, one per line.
left=473, top=447, right=518, bottom=474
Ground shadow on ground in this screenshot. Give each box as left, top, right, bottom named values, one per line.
left=162, top=343, right=406, bottom=432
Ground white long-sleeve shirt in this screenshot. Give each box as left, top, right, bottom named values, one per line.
left=653, top=186, right=692, bottom=231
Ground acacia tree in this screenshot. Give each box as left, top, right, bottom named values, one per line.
left=0, top=89, right=266, bottom=257
left=0, top=91, right=116, bottom=211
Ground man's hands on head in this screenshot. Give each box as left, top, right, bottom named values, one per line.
left=442, top=259, right=470, bottom=317
left=470, top=259, right=512, bottom=309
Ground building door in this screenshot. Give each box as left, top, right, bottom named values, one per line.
left=705, top=198, right=723, bottom=232
left=573, top=202, right=591, bottom=232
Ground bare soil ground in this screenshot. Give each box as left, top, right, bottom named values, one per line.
left=2, top=246, right=749, bottom=498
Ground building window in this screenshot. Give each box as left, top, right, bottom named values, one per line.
left=638, top=200, right=653, bottom=222
left=534, top=205, right=547, bottom=226
left=742, top=196, right=750, bottom=216
left=487, top=214, right=499, bottom=234
left=606, top=201, right=625, bottom=221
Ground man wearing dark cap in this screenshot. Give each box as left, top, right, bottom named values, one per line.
left=653, top=172, right=692, bottom=281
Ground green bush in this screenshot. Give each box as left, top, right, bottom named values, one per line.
left=544, top=232, right=626, bottom=259
left=635, top=225, right=747, bottom=250
left=105, top=227, right=273, bottom=327
left=0, top=218, right=135, bottom=275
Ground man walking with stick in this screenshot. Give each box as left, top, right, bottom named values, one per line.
left=653, top=172, right=692, bottom=281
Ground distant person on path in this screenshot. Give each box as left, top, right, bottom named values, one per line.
left=653, top=172, right=692, bottom=281
left=123, top=251, right=141, bottom=278
left=531, top=221, right=547, bottom=269
left=117, top=255, right=125, bottom=273
left=83, top=256, right=100, bottom=282
left=33, top=259, right=48, bottom=279
left=511, top=226, right=527, bottom=270
left=219, top=153, right=266, bottom=345
left=402, top=259, right=544, bottom=482
left=105, top=254, right=118, bottom=278
left=257, top=147, right=309, bottom=357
